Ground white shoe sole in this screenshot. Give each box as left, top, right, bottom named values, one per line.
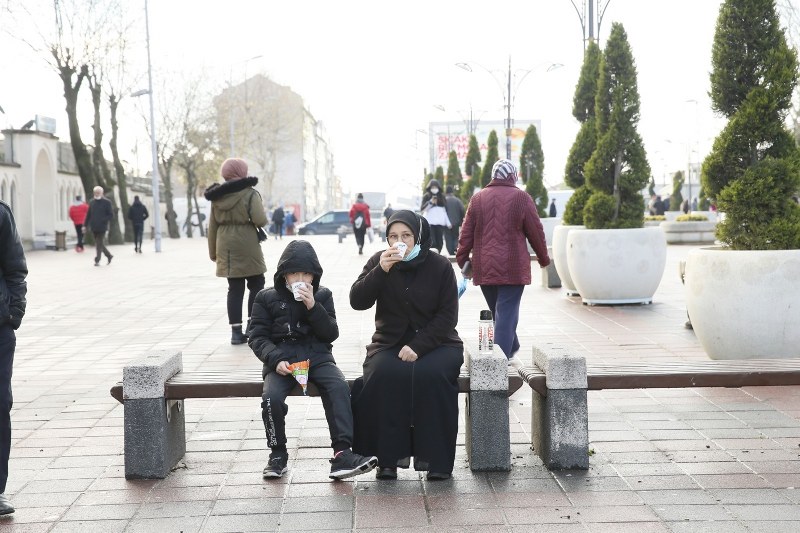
left=329, top=456, right=378, bottom=480
left=262, top=466, right=288, bottom=479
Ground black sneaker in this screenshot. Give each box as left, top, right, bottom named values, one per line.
left=329, top=449, right=377, bottom=480
left=262, top=454, right=288, bottom=479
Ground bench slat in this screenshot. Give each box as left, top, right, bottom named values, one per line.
left=110, top=370, right=523, bottom=404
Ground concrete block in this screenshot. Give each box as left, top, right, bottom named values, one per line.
left=124, top=397, right=186, bottom=479
left=542, top=260, right=562, bottom=288
left=532, top=388, right=588, bottom=469
left=469, top=352, right=508, bottom=391
left=466, top=390, right=510, bottom=471
left=123, top=350, right=183, bottom=400
left=532, top=344, right=587, bottom=390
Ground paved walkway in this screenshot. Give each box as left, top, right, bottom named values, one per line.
left=3, top=234, right=800, bottom=532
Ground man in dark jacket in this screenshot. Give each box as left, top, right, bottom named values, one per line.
left=248, top=240, right=377, bottom=480
left=127, top=195, right=149, bottom=253
left=271, top=205, right=285, bottom=240
left=0, top=201, right=27, bottom=515
left=443, top=185, right=465, bottom=256
left=84, top=186, right=115, bottom=266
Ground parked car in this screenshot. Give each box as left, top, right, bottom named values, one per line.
left=296, top=210, right=352, bottom=235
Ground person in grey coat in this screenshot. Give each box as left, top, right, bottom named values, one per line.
left=84, top=186, right=115, bottom=266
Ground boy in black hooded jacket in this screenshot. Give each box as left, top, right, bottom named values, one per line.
left=248, top=240, right=377, bottom=480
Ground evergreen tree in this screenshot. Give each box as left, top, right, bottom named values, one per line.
left=564, top=40, right=602, bottom=224
left=583, top=22, right=650, bottom=229
left=434, top=166, right=445, bottom=185
left=702, top=0, right=800, bottom=249
left=446, top=150, right=463, bottom=192
left=669, top=171, right=684, bottom=211
left=480, top=130, right=499, bottom=187
left=461, top=134, right=482, bottom=201
left=520, top=124, right=548, bottom=216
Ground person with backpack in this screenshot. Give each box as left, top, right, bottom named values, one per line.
left=349, top=193, right=371, bottom=255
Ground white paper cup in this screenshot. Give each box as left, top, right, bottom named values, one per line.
left=395, top=242, right=408, bottom=258
left=291, top=282, right=305, bottom=301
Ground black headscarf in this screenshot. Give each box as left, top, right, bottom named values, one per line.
left=385, top=209, right=431, bottom=270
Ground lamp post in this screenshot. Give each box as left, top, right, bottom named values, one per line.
left=228, top=55, right=263, bottom=158
left=685, top=98, right=700, bottom=208
left=456, top=58, right=562, bottom=159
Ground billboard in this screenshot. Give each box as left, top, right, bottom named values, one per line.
left=428, top=119, right=542, bottom=174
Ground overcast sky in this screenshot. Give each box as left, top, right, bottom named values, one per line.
left=1, top=0, right=730, bottom=201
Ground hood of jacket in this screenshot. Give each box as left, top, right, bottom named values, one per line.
left=274, top=240, right=323, bottom=295
left=204, top=177, right=259, bottom=210
left=386, top=209, right=432, bottom=271
left=425, top=179, right=441, bottom=192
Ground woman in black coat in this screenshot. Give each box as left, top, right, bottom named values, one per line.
left=350, top=210, right=463, bottom=480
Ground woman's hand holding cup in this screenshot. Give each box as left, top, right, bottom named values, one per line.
left=379, top=244, right=404, bottom=273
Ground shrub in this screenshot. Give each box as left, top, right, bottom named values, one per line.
left=562, top=185, right=592, bottom=225
left=676, top=214, right=709, bottom=222
left=583, top=192, right=616, bottom=229
left=644, top=215, right=666, bottom=221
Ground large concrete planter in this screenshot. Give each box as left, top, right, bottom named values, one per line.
left=685, top=248, right=800, bottom=359
left=567, top=227, right=667, bottom=305
left=527, top=217, right=561, bottom=256
left=660, top=221, right=716, bottom=244
left=552, top=225, right=583, bottom=296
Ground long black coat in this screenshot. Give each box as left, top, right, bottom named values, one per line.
left=349, top=210, right=463, bottom=473
left=0, top=201, right=27, bottom=330
left=84, top=196, right=114, bottom=233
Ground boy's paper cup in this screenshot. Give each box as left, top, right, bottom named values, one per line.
left=291, top=282, right=305, bottom=301
left=395, top=242, right=407, bottom=258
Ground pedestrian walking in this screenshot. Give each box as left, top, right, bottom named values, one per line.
left=549, top=198, right=557, bottom=217
left=204, top=158, right=268, bottom=345
left=84, top=186, right=114, bottom=266
left=350, top=210, right=463, bottom=481
left=456, top=159, right=550, bottom=368
left=249, top=240, right=378, bottom=480
left=271, top=205, right=285, bottom=240
left=349, top=193, right=371, bottom=255
left=420, top=179, right=450, bottom=253
left=0, top=200, right=27, bottom=516
left=443, top=185, right=465, bottom=256
left=68, top=195, right=88, bottom=252
left=127, top=196, right=149, bottom=253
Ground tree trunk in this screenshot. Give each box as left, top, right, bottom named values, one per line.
left=55, top=54, right=95, bottom=200
left=192, top=189, right=206, bottom=238
left=109, top=94, right=133, bottom=242
left=184, top=173, right=194, bottom=238
left=89, top=75, right=123, bottom=244
left=613, top=149, right=623, bottom=220
left=160, top=156, right=181, bottom=238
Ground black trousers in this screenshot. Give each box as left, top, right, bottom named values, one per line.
left=74, top=223, right=84, bottom=248
left=262, top=361, right=353, bottom=452
left=353, top=225, right=366, bottom=248
left=227, top=275, right=265, bottom=325
left=429, top=225, right=445, bottom=253
left=0, top=325, right=14, bottom=493
left=93, top=231, right=111, bottom=262
left=444, top=225, right=460, bottom=255
left=133, top=223, right=144, bottom=249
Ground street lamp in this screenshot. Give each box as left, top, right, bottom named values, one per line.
left=456, top=58, right=562, bottom=159
left=131, top=0, right=162, bottom=252
left=228, top=54, right=263, bottom=157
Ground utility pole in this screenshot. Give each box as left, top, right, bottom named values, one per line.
left=506, top=56, right=512, bottom=159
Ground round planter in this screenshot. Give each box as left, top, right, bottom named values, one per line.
left=527, top=217, right=561, bottom=255
left=685, top=247, right=800, bottom=359
left=660, top=221, right=716, bottom=244
left=567, top=227, right=667, bottom=305
left=552, top=225, right=583, bottom=296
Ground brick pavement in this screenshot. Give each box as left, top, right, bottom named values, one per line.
left=2, top=234, right=799, bottom=531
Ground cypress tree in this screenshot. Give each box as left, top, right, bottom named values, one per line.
left=480, top=130, right=499, bottom=188
left=461, top=134, right=482, bottom=201
left=446, top=150, right=463, bottom=192
left=583, top=22, right=650, bottom=229
left=702, top=0, right=800, bottom=249
left=669, top=171, right=684, bottom=211
left=520, top=124, right=548, bottom=216
left=564, top=40, right=602, bottom=224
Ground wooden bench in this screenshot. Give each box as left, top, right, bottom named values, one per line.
left=519, top=349, right=800, bottom=470
left=110, top=368, right=523, bottom=403
left=113, top=349, right=523, bottom=479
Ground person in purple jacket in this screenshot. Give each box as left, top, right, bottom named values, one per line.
left=456, top=159, right=550, bottom=368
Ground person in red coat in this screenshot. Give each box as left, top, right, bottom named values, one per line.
left=456, top=159, right=550, bottom=367
left=68, top=195, right=89, bottom=252
left=349, top=193, right=371, bottom=255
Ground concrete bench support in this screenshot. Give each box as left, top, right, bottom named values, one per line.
left=123, top=350, right=185, bottom=479
left=466, top=344, right=510, bottom=471
left=531, top=344, right=588, bottom=469
left=541, top=249, right=561, bottom=288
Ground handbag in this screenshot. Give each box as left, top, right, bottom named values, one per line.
left=247, top=191, right=268, bottom=243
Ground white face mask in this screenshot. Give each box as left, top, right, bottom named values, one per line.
left=431, top=188, right=439, bottom=194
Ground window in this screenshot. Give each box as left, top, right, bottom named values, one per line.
left=318, top=213, right=334, bottom=223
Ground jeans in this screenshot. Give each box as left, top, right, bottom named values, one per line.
left=133, top=223, right=144, bottom=250
left=0, top=325, right=15, bottom=493
left=93, top=232, right=111, bottom=263
left=479, top=285, right=524, bottom=358
left=74, top=224, right=84, bottom=248
left=262, top=361, right=353, bottom=452
left=227, top=275, right=266, bottom=325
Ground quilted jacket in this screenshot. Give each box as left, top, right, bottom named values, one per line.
left=456, top=179, right=550, bottom=286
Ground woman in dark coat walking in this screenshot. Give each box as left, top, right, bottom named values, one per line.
left=350, top=210, right=463, bottom=480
